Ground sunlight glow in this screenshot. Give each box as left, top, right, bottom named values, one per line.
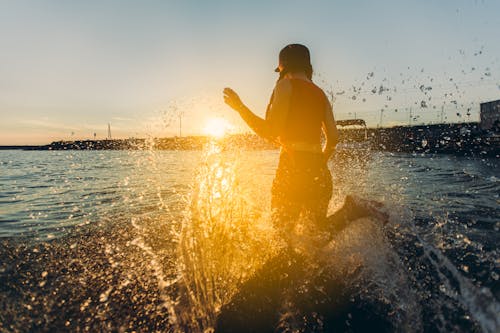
left=203, top=117, right=233, bottom=138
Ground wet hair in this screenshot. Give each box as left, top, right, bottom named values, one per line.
left=278, top=64, right=313, bottom=80
left=266, top=44, right=314, bottom=118
left=265, top=71, right=314, bottom=119
left=276, top=44, right=313, bottom=80
left=265, top=44, right=314, bottom=118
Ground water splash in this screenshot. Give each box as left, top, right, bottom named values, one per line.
left=172, top=141, right=279, bottom=331
left=166, top=141, right=424, bottom=332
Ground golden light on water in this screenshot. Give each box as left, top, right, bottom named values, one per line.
left=174, top=143, right=279, bottom=331
left=203, top=117, right=233, bottom=138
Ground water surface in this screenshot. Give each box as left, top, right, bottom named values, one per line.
left=0, top=148, right=498, bottom=332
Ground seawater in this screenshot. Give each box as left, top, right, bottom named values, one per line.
left=0, top=147, right=498, bottom=332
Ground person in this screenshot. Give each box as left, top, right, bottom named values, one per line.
left=223, top=43, right=339, bottom=233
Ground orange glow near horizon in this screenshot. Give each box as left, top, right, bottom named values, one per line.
left=203, top=117, right=233, bottom=138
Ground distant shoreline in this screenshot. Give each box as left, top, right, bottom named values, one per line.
left=0, top=145, right=42, bottom=150
left=1, top=123, right=498, bottom=157
left=0, top=133, right=277, bottom=151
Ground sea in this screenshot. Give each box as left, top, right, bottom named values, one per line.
left=0, top=144, right=498, bottom=332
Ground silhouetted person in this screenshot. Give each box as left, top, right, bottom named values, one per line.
left=224, top=43, right=339, bottom=234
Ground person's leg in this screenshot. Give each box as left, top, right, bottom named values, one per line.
left=307, top=163, right=333, bottom=224
left=271, top=189, right=301, bottom=235
left=271, top=153, right=302, bottom=235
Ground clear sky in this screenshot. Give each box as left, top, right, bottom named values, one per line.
left=1, top=0, right=499, bottom=144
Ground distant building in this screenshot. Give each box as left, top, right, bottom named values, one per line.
left=480, top=99, right=500, bottom=130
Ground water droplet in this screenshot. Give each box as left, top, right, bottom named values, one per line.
left=80, top=298, right=91, bottom=311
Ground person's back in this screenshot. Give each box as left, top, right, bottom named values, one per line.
left=280, top=79, right=328, bottom=146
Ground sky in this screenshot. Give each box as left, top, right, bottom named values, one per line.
left=0, top=0, right=499, bottom=144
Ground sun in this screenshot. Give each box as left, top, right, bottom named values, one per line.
left=203, top=117, right=233, bottom=138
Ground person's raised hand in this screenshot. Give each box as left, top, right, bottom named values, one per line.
left=223, top=88, right=244, bottom=111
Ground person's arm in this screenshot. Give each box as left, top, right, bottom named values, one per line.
left=223, top=87, right=268, bottom=138
left=223, top=81, right=291, bottom=141
left=322, top=100, right=339, bottom=160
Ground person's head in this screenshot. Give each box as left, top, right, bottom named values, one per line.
left=275, top=44, right=313, bottom=80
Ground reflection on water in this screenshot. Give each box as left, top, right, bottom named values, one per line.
left=0, top=146, right=499, bottom=332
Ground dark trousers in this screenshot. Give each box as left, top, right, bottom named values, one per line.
left=271, top=151, right=332, bottom=230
